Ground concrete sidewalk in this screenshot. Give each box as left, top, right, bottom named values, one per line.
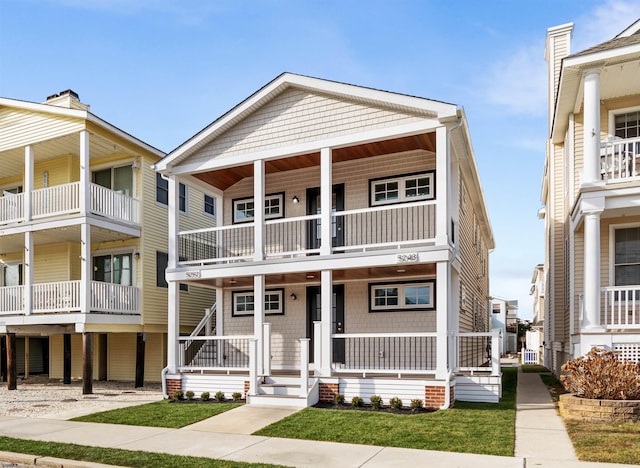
left=0, top=370, right=637, bottom=468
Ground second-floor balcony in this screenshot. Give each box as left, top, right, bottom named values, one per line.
left=600, top=136, right=640, bottom=182
left=178, top=199, right=437, bottom=265
left=0, top=280, right=140, bottom=315
left=0, top=182, right=140, bottom=226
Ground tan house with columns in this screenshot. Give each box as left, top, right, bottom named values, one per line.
left=543, top=20, right=640, bottom=373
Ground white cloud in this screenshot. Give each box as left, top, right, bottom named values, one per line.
left=574, top=0, right=640, bottom=51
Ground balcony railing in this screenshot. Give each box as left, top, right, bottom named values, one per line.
left=178, top=200, right=437, bottom=265
left=0, top=281, right=140, bottom=315
left=602, top=286, right=640, bottom=329
left=601, top=136, right=640, bottom=181
left=178, top=335, right=252, bottom=370
left=0, top=182, right=140, bottom=226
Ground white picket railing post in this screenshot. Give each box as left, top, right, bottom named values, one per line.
left=299, top=338, right=310, bottom=398
left=492, top=329, right=501, bottom=376
left=313, top=321, right=322, bottom=376
left=263, top=322, right=271, bottom=377
left=249, top=338, right=258, bottom=396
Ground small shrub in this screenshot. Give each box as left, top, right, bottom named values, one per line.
left=214, top=391, right=226, bottom=402
left=200, top=392, right=210, bottom=401
left=185, top=390, right=195, bottom=400
left=332, top=393, right=345, bottom=405
left=389, top=396, right=403, bottom=409
left=369, top=395, right=383, bottom=409
left=561, top=348, right=640, bottom=400
left=351, top=396, right=364, bottom=407
left=232, top=391, right=242, bottom=401
left=172, top=390, right=184, bottom=401
left=410, top=398, right=424, bottom=410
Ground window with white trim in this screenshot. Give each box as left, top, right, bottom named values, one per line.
left=156, top=174, right=186, bottom=212
left=232, top=289, right=284, bottom=316
left=614, top=111, right=640, bottom=139
left=614, top=227, right=640, bottom=287
left=233, top=193, right=284, bottom=223
left=370, top=172, right=434, bottom=206
left=369, top=281, right=434, bottom=311
left=204, top=195, right=216, bottom=216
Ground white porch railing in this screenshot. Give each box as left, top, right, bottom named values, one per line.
left=177, top=200, right=437, bottom=265
left=330, top=332, right=438, bottom=374
left=521, top=349, right=541, bottom=365
left=90, top=183, right=140, bottom=224
left=178, top=335, right=252, bottom=370
left=0, top=192, right=24, bottom=224
left=601, top=136, right=640, bottom=181
left=32, top=182, right=80, bottom=219
left=602, top=286, right=640, bottom=329
left=91, top=281, right=139, bottom=314
left=0, top=285, right=24, bottom=314
left=32, top=280, right=81, bottom=312
left=455, top=330, right=501, bottom=374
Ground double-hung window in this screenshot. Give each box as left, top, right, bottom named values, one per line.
left=156, top=251, right=188, bottom=291
left=232, top=289, right=284, bottom=316
left=233, top=193, right=284, bottom=223
left=614, top=111, right=640, bottom=139
left=614, top=227, right=640, bottom=289
left=369, top=281, right=434, bottom=312
left=156, top=174, right=186, bottom=212
left=370, top=172, right=434, bottom=206
left=204, top=195, right=216, bottom=216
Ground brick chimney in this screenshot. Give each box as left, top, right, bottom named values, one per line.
left=45, top=89, right=90, bottom=111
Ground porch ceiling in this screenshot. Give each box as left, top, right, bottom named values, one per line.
left=193, top=132, right=437, bottom=191
left=191, top=262, right=437, bottom=288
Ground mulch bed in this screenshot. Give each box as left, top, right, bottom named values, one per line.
left=169, top=399, right=245, bottom=404
left=313, top=401, right=436, bottom=414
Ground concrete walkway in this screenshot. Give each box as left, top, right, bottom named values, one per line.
left=0, top=370, right=637, bottom=468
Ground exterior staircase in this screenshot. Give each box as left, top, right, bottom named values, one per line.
left=247, top=375, right=319, bottom=408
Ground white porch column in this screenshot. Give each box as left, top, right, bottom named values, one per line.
left=435, top=126, right=450, bottom=246
left=215, top=287, right=224, bottom=336
left=24, top=145, right=34, bottom=221
left=583, top=69, right=601, bottom=184
left=320, top=269, right=333, bottom=376
left=320, top=147, right=332, bottom=256
left=79, top=223, right=91, bottom=313
left=79, top=130, right=90, bottom=215
left=254, top=160, right=265, bottom=261
left=583, top=204, right=604, bottom=331
left=254, top=274, right=265, bottom=376
left=436, top=261, right=450, bottom=379
left=167, top=175, right=180, bottom=373
left=23, top=232, right=33, bottom=315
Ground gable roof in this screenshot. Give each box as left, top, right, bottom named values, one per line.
left=568, top=26, right=640, bottom=59
left=155, top=73, right=457, bottom=171
left=0, top=96, right=164, bottom=157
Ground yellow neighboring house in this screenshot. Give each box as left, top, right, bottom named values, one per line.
left=543, top=20, right=640, bottom=373
left=0, top=90, right=215, bottom=389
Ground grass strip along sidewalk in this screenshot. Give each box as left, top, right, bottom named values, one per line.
left=254, top=367, right=517, bottom=457
left=0, top=436, right=285, bottom=468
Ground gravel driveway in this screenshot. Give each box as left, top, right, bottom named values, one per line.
left=0, top=375, right=163, bottom=420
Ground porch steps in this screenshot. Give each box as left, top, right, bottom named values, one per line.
left=247, top=376, right=319, bottom=408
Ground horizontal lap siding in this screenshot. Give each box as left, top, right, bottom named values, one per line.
left=49, top=334, right=83, bottom=379
left=0, top=108, right=83, bottom=152
left=454, top=375, right=500, bottom=403
left=338, top=377, right=435, bottom=404
left=181, top=374, right=247, bottom=396
left=189, top=89, right=426, bottom=165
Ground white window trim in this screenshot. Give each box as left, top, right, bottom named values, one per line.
left=232, top=288, right=284, bottom=316
left=156, top=174, right=187, bottom=213
left=370, top=172, right=435, bottom=207
left=91, top=249, right=136, bottom=286
left=369, top=281, right=435, bottom=312
left=609, top=222, right=640, bottom=287
left=0, top=261, right=23, bottom=287
left=91, top=161, right=137, bottom=198
left=204, top=194, right=217, bottom=218
left=233, top=193, right=284, bottom=224
left=608, top=105, right=640, bottom=138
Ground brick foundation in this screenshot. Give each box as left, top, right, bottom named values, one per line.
left=244, top=380, right=250, bottom=398
left=319, top=382, right=339, bottom=402
left=424, top=384, right=454, bottom=409
left=559, top=394, right=640, bottom=422
left=166, top=378, right=182, bottom=398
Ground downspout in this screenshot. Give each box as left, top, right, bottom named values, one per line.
left=161, top=366, right=170, bottom=399
left=439, top=371, right=454, bottom=410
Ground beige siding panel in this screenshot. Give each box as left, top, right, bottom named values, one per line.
left=0, top=107, right=84, bottom=152
left=188, top=89, right=426, bottom=165
left=49, top=334, right=83, bottom=379
left=34, top=243, right=72, bottom=283
left=108, top=334, right=136, bottom=381
left=143, top=333, right=164, bottom=382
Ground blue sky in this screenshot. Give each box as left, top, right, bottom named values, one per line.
left=3, top=0, right=640, bottom=320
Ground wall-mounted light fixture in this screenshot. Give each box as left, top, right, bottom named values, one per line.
left=290, top=293, right=297, bottom=301
left=134, top=252, right=140, bottom=259
left=292, top=195, right=300, bottom=204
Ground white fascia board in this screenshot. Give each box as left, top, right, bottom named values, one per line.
left=166, top=247, right=452, bottom=282
left=168, top=119, right=441, bottom=176
left=86, top=113, right=165, bottom=158
left=0, top=97, right=87, bottom=119
left=563, top=43, right=640, bottom=68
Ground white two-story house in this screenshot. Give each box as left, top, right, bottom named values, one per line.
left=543, top=20, right=640, bottom=373
left=155, top=74, right=498, bottom=408
left=0, top=90, right=213, bottom=391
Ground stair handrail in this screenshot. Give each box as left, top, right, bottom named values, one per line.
left=190, top=303, right=217, bottom=339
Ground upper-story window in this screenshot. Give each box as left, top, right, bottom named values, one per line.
left=369, top=172, right=434, bottom=206
left=233, top=193, right=284, bottom=223
left=614, top=227, right=640, bottom=287
left=204, top=195, right=216, bottom=217
left=614, top=111, right=640, bottom=139
left=93, top=165, right=133, bottom=196
left=156, top=173, right=186, bottom=212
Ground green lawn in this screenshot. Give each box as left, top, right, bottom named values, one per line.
left=71, top=400, right=242, bottom=428
left=254, top=367, right=517, bottom=457
left=0, top=436, right=285, bottom=468
left=565, top=420, right=640, bottom=465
